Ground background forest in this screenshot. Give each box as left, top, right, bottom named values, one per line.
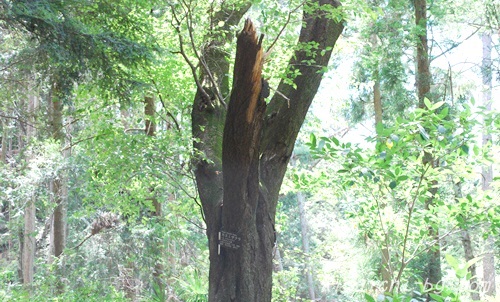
left=0, top=0, right=499, bottom=301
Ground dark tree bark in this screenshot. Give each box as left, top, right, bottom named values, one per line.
left=218, top=19, right=268, bottom=300
left=49, top=83, right=66, bottom=261
left=191, top=1, right=344, bottom=301
left=190, top=4, right=251, bottom=300
left=415, top=0, right=431, bottom=109
left=414, top=0, right=441, bottom=294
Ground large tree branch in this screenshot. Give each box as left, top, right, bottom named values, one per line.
left=260, top=0, right=344, bottom=206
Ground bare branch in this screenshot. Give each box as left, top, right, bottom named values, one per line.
left=265, top=0, right=307, bottom=55
left=151, top=79, right=181, bottom=132
left=182, top=0, right=226, bottom=107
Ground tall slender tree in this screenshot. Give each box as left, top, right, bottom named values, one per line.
left=414, top=0, right=442, bottom=292
left=481, top=32, right=496, bottom=298
left=48, top=79, right=66, bottom=293
left=21, top=91, right=38, bottom=288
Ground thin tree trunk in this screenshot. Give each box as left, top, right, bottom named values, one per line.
left=453, top=182, right=480, bottom=300
left=423, top=184, right=441, bottom=286
left=144, top=96, right=165, bottom=299
left=1, top=120, right=11, bottom=260
left=48, top=82, right=66, bottom=292
left=381, top=236, right=392, bottom=293
left=415, top=0, right=431, bottom=108
left=461, top=230, right=480, bottom=300
left=1, top=119, right=7, bottom=164
left=370, top=33, right=390, bottom=292
left=371, top=34, right=382, bottom=126
left=415, top=0, right=441, bottom=294
left=297, top=192, right=316, bottom=301
left=22, top=93, right=38, bottom=288
left=374, top=79, right=382, bottom=125
left=273, top=245, right=284, bottom=272
left=481, top=32, right=496, bottom=298
left=23, top=198, right=35, bottom=287
left=49, top=82, right=65, bottom=259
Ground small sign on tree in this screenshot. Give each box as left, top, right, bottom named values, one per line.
left=218, top=231, right=241, bottom=254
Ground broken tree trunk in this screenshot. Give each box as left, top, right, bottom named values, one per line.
left=190, top=2, right=344, bottom=301
left=217, top=19, right=269, bottom=301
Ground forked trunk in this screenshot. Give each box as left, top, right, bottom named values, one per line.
left=191, top=2, right=344, bottom=301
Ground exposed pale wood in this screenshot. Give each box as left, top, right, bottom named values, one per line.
left=190, top=2, right=344, bottom=300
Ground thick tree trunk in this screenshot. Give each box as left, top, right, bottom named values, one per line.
left=217, top=19, right=269, bottom=300
left=481, top=32, right=496, bottom=298
left=297, top=192, right=316, bottom=300
left=191, top=1, right=343, bottom=301
left=190, top=4, right=251, bottom=301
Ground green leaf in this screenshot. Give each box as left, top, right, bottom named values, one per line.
left=394, top=167, right=400, bottom=176
left=466, top=194, right=473, bottom=203
left=389, top=180, right=397, bottom=189
left=429, top=293, right=444, bottom=302
left=375, top=122, right=384, bottom=135
left=456, top=268, right=468, bottom=278
left=417, top=124, right=429, bottom=141
left=430, top=101, right=445, bottom=111
left=424, top=98, right=432, bottom=110
left=466, top=256, right=483, bottom=270
left=439, top=106, right=449, bottom=118
left=310, top=133, right=317, bottom=148
left=473, top=145, right=480, bottom=156
left=460, top=145, right=469, bottom=155
left=364, top=293, right=377, bottom=302
left=445, top=254, right=459, bottom=270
